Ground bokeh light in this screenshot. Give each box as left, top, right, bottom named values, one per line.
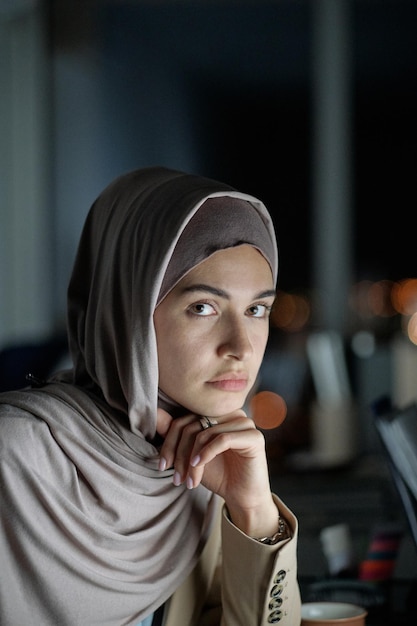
left=391, top=278, right=417, bottom=316
left=250, top=391, right=288, bottom=430
left=351, top=330, right=376, bottom=358
left=271, top=291, right=311, bottom=332
left=407, top=313, right=417, bottom=346
left=349, top=279, right=396, bottom=318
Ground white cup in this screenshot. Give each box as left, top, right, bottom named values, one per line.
left=301, top=602, right=367, bottom=625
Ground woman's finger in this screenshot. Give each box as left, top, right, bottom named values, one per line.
left=159, top=410, right=257, bottom=486
left=158, top=413, right=199, bottom=472
left=191, top=426, right=263, bottom=471
left=174, top=412, right=255, bottom=482
left=183, top=415, right=258, bottom=488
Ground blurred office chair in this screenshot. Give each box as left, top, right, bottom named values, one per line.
left=371, top=395, right=417, bottom=550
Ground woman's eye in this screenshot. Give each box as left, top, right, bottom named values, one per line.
left=248, top=304, right=270, bottom=318
left=189, top=302, right=216, bottom=316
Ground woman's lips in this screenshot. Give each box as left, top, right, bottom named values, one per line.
left=207, top=374, right=248, bottom=392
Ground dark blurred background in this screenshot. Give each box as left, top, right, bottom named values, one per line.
left=1, top=1, right=417, bottom=619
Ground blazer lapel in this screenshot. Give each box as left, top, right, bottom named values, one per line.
left=163, top=502, right=222, bottom=626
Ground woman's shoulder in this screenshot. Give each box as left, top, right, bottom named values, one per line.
left=0, top=390, right=53, bottom=462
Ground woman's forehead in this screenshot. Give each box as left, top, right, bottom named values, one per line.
left=174, top=245, right=274, bottom=291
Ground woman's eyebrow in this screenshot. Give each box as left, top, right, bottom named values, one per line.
left=181, top=284, right=276, bottom=300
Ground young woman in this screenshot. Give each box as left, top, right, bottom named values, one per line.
left=0, top=167, right=300, bottom=625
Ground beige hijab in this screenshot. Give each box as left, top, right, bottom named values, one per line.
left=0, top=167, right=278, bottom=625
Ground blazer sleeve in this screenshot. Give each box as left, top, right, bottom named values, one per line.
left=219, top=494, right=301, bottom=626
left=164, top=494, right=300, bottom=626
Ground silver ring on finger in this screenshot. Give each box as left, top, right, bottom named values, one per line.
left=199, top=415, right=218, bottom=430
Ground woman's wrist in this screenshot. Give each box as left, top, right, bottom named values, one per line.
left=226, top=497, right=279, bottom=538
left=254, top=516, right=291, bottom=544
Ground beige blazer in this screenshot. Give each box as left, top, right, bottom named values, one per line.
left=164, top=496, right=301, bottom=626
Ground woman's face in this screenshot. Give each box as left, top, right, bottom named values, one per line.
left=153, top=244, right=275, bottom=417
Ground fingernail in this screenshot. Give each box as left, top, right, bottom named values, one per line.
left=186, top=476, right=194, bottom=490
left=173, top=471, right=182, bottom=486
left=190, top=455, right=200, bottom=467
left=158, top=457, right=167, bottom=472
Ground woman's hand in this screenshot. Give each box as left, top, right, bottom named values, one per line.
left=157, top=408, right=279, bottom=538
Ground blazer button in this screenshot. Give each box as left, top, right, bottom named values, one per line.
left=269, top=597, right=283, bottom=610
left=267, top=609, right=283, bottom=623
left=270, top=583, right=283, bottom=598
left=274, top=570, right=287, bottom=583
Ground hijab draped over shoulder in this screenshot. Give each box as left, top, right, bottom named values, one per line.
left=0, top=167, right=278, bottom=625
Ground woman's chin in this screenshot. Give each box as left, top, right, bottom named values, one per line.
left=191, top=397, right=247, bottom=419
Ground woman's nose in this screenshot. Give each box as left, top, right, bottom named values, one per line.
left=217, top=318, right=253, bottom=360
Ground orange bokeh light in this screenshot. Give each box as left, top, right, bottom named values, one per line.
left=391, top=278, right=417, bottom=316
left=250, top=391, right=288, bottom=430
left=271, top=292, right=310, bottom=332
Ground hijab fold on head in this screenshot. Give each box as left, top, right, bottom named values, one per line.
left=158, top=195, right=276, bottom=304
